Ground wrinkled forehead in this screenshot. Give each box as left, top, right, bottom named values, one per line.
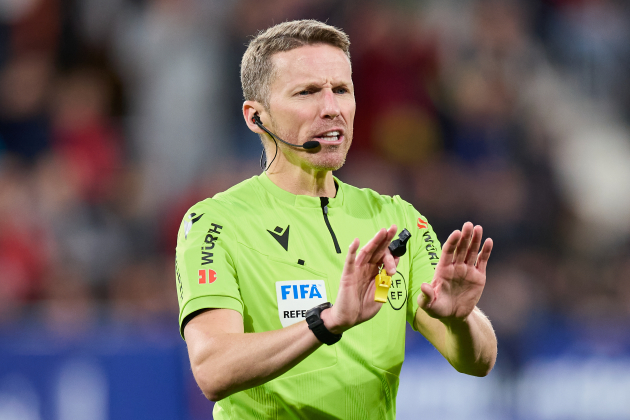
left=269, top=44, right=352, bottom=91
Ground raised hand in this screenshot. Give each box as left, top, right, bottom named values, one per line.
left=419, top=222, right=493, bottom=322
left=321, top=225, right=399, bottom=334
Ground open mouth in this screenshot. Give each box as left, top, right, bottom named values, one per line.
left=314, top=130, right=344, bottom=144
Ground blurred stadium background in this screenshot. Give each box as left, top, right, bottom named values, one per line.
left=0, top=0, right=629, bottom=419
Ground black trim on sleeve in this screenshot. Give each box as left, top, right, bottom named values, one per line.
left=181, top=309, right=210, bottom=339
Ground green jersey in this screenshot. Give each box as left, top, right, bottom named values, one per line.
left=175, top=172, right=442, bottom=420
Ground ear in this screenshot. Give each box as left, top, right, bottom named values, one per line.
left=243, top=101, right=266, bottom=134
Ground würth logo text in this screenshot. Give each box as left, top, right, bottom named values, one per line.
left=201, top=223, right=223, bottom=265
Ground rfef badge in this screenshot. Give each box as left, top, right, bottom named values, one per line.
left=387, top=271, right=407, bottom=310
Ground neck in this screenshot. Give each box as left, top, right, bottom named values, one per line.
left=266, top=160, right=337, bottom=198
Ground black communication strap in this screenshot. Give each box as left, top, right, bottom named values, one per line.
left=254, top=114, right=278, bottom=171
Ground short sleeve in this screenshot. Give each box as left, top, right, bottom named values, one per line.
left=175, top=199, right=242, bottom=339
left=404, top=205, right=442, bottom=329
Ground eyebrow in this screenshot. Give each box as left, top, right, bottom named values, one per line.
left=297, top=81, right=353, bottom=91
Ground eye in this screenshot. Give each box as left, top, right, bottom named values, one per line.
left=298, top=90, right=312, bottom=96
left=334, top=87, right=349, bottom=94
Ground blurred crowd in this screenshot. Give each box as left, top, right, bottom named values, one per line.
left=1, top=0, right=630, bottom=372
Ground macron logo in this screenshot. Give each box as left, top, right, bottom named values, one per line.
left=268, top=225, right=290, bottom=251
left=280, top=284, right=323, bottom=300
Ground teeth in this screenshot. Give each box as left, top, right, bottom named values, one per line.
left=323, top=131, right=340, bottom=137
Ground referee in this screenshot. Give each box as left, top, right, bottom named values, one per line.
left=176, top=20, right=497, bottom=419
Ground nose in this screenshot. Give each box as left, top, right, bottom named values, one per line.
left=319, top=89, right=340, bottom=120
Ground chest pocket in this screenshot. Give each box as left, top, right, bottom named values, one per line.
left=236, top=245, right=338, bottom=376
left=371, top=269, right=409, bottom=375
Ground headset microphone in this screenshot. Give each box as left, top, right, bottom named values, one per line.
left=252, top=114, right=321, bottom=150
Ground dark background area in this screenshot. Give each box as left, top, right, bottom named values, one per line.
left=0, top=0, right=629, bottom=419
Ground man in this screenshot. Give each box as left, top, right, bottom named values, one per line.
left=176, top=20, right=496, bottom=419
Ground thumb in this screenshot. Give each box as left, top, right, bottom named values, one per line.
left=418, top=282, right=434, bottom=309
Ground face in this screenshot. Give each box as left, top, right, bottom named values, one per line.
left=266, top=43, right=355, bottom=171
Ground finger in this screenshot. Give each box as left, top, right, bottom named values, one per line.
left=384, top=233, right=403, bottom=274
left=370, top=225, right=397, bottom=264
left=454, top=222, right=474, bottom=264
left=418, top=282, right=435, bottom=310
left=356, top=227, right=387, bottom=265
left=383, top=254, right=401, bottom=277
left=437, top=229, right=461, bottom=267
left=475, top=238, right=493, bottom=274
left=355, top=229, right=385, bottom=266
left=383, top=251, right=396, bottom=276
left=343, top=238, right=360, bottom=275
left=464, top=225, right=483, bottom=266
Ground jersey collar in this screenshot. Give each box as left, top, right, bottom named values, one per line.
left=257, top=172, right=345, bottom=208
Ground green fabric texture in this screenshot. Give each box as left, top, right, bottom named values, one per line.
left=175, top=172, right=442, bottom=420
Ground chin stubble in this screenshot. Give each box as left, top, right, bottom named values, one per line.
left=310, top=144, right=349, bottom=171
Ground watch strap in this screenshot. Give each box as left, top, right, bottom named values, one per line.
left=305, top=302, right=342, bottom=345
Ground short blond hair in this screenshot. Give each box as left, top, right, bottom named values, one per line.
left=241, top=20, right=350, bottom=109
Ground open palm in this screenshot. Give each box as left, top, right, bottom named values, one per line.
left=419, top=222, right=493, bottom=321
left=325, top=225, right=399, bottom=334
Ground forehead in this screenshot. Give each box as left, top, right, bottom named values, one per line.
left=269, top=44, right=352, bottom=90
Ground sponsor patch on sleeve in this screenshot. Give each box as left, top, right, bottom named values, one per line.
left=275, top=280, right=327, bottom=327
left=198, top=269, right=217, bottom=284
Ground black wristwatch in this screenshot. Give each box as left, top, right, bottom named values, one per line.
left=305, top=302, right=342, bottom=345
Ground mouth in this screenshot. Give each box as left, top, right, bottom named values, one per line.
left=313, top=129, right=344, bottom=145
